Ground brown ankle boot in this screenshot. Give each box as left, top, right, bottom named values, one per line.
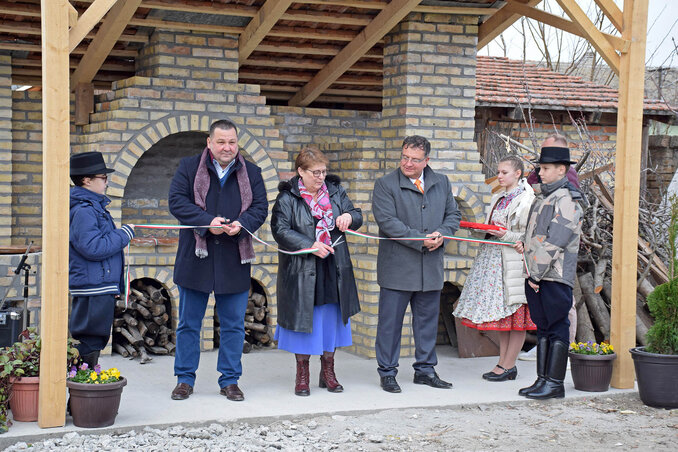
left=294, top=354, right=310, bottom=396
left=319, top=353, right=343, bottom=392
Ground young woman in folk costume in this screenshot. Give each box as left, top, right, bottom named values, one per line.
left=453, top=155, right=537, bottom=381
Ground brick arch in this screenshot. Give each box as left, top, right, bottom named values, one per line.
left=109, top=114, right=278, bottom=200
left=451, top=184, right=486, bottom=224
left=250, top=265, right=277, bottom=326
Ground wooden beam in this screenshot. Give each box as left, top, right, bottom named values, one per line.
left=289, top=0, right=421, bottom=106
left=244, top=57, right=382, bottom=72
left=0, top=22, right=148, bottom=44
left=70, top=0, right=142, bottom=87
left=69, top=0, right=118, bottom=52
left=75, top=82, right=95, bottom=125
left=594, top=0, right=623, bottom=32
left=0, top=42, right=138, bottom=57
left=281, top=10, right=372, bottom=26
left=239, top=0, right=294, bottom=64
left=610, top=0, right=649, bottom=390
left=503, top=2, right=628, bottom=52
left=127, top=17, right=241, bottom=35
left=38, top=0, right=70, bottom=428
left=13, top=57, right=135, bottom=72
left=240, top=70, right=381, bottom=85
left=254, top=43, right=383, bottom=58
left=478, top=0, right=544, bottom=49
left=68, top=3, right=79, bottom=28
left=556, top=0, right=620, bottom=74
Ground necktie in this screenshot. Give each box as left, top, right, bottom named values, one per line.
left=414, top=179, right=424, bottom=194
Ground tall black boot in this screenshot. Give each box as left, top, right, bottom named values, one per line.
left=526, top=340, right=568, bottom=400
left=518, top=336, right=549, bottom=396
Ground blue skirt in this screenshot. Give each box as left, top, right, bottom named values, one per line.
left=275, top=303, right=352, bottom=355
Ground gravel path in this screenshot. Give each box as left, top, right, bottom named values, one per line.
left=5, top=393, right=677, bottom=451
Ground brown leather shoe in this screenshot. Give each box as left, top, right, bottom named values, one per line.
left=220, top=384, right=244, bottom=401
left=171, top=383, right=193, bottom=400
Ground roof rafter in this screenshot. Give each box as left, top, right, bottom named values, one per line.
left=69, top=0, right=118, bottom=52
left=503, top=1, right=628, bottom=52
left=70, top=0, right=143, bottom=87
left=289, top=0, right=421, bottom=106
left=593, top=0, right=623, bottom=32
left=555, top=0, right=620, bottom=74
left=478, top=0, right=544, bottom=50
left=239, top=0, right=294, bottom=64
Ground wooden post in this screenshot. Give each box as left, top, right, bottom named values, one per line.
left=38, top=0, right=70, bottom=427
left=610, top=0, right=649, bottom=389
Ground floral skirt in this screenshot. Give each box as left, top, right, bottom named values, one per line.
left=461, top=304, right=536, bottom=331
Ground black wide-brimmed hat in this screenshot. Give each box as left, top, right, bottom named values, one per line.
left=70, top=152, right=115, bottom=176
left=537, top=146, right=576, bottom=164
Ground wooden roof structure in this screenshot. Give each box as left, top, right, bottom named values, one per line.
left=2, top=0, right=653, bottom=429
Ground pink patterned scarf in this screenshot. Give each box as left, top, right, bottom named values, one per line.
left=298, top=178, right=334, bottom=245
left=193, top=146, right=255, bottom=263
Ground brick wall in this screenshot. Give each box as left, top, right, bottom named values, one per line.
left=0, top=55, right=11, bottom=246
left=647, top=135, right=678, bottom=202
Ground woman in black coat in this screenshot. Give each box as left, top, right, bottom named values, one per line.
left=271, top=147, right=362, bottom=397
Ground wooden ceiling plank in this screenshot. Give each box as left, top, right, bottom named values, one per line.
left=70, top=0, right=142, bottom=87
left=289, top=0, right=421, bottom=106
left=127, top=17, right=241, bottom=34
left=13, top=57, right=134, bottom=72
left=253, top=43, right=383, bottom=59
left=478, top=0, right=544, bottom=50
left=555, top=0, right=620, bottom=74
left=0, top=22, right=147, bottom=43
left=281, top=10, right=372, bottom=26
left=294, top=0, right=499, bottom=15
left=0, top=3, right=41, bottom=17
left=244, top=57, right=382, bottom=73
left=0, top=42, right=137, bottom=57
left=69, top=0, right=118, bottom=52
left=593, top=0, right=623, bottom=32
left=268, top=25, right=357, bottom=42
left=239, top=0, right=294, bottom=63
left=78, top=0, right=259, bottom=17
left=504, top=2, right=628, bottom=52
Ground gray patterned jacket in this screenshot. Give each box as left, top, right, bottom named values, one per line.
left=523, top=176, right=583, bottom=288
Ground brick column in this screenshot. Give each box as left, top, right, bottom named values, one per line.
left=0, top=55, right=11, bottom=245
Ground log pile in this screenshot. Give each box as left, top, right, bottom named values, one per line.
left=113, top=279, right=175, bottom=363
left=242, top=289, right=272, bottom=354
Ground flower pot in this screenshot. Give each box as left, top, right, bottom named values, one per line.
left=568, top=352, right=616, bottom=392
left=630, top=347, right=678, bottom=409
left=67, top=377, right=127, bottom=428
left=9, top=376, right=40, bottom=422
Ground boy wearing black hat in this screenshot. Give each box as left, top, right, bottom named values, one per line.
left=69, top=151, right=135, bottom=368
left=513, top=135, right=583, bottom=400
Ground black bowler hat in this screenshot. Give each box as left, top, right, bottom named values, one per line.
left=70, top=152, right=115, bottom=176
left=537, top=146, right=576, bottom=164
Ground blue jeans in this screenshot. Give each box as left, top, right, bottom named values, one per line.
left=174, top=286, right=249, bottom=388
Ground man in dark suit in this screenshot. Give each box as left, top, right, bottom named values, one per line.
left=168, top=119, right=268, bottom=401
left=372, top=135, right=461, bottom=393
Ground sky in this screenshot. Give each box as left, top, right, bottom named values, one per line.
left=481, top=0, right=677, bottom=68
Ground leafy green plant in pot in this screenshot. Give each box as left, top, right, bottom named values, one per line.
left=630, top=195, right=678, bottom=408
left=0, top=328, right=80, bottom=431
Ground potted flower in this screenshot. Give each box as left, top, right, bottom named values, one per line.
left=568, top=341, right=617, bottom=392
left=629, top=195, right=678, bottom=409
left=0, top=328, right=79, bottom=430
left=67, top=363, right=127, bottom=428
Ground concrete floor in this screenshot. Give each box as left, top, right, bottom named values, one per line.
left=1, top=345, right=635, bottom=446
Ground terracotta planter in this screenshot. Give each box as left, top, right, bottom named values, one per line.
left=569, top=352, right=616, bottom=392
left=67, top=377, right=127, bottom=428
left=630, top=347, right=678, bottom=409
left=9, top=376, right=40, bottom=422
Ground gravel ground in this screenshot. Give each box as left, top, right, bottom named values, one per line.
left=5, top=392, right=677, bottom=451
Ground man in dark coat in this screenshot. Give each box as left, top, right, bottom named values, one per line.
left=372, top=135, right=461, bottom=393
left=168, top=120, right=268, bottom=401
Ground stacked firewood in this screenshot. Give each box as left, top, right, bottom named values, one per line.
left=242, top=290, right=272, bottom=354
left=113, top=279, right=175, bottom=363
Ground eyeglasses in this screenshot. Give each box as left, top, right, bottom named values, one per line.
left=306, top=169, right=327, bottom=178
left=91, top=175, right=108, bottom=181
left=401, top=155, right=427, bottom=164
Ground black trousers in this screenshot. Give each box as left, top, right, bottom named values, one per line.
left=524, top=280, right=572, bottom=344
left=70, top=294, right=116, bottom=356
left=375, top=287, right=440, bottom=378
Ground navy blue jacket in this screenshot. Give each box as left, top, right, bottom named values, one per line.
left=169, top=153, right=268, bottom=294
left=69, top=186, right=134, bottom=296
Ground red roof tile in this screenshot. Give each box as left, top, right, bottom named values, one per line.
left=476, top=56, right=672, bottom=113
